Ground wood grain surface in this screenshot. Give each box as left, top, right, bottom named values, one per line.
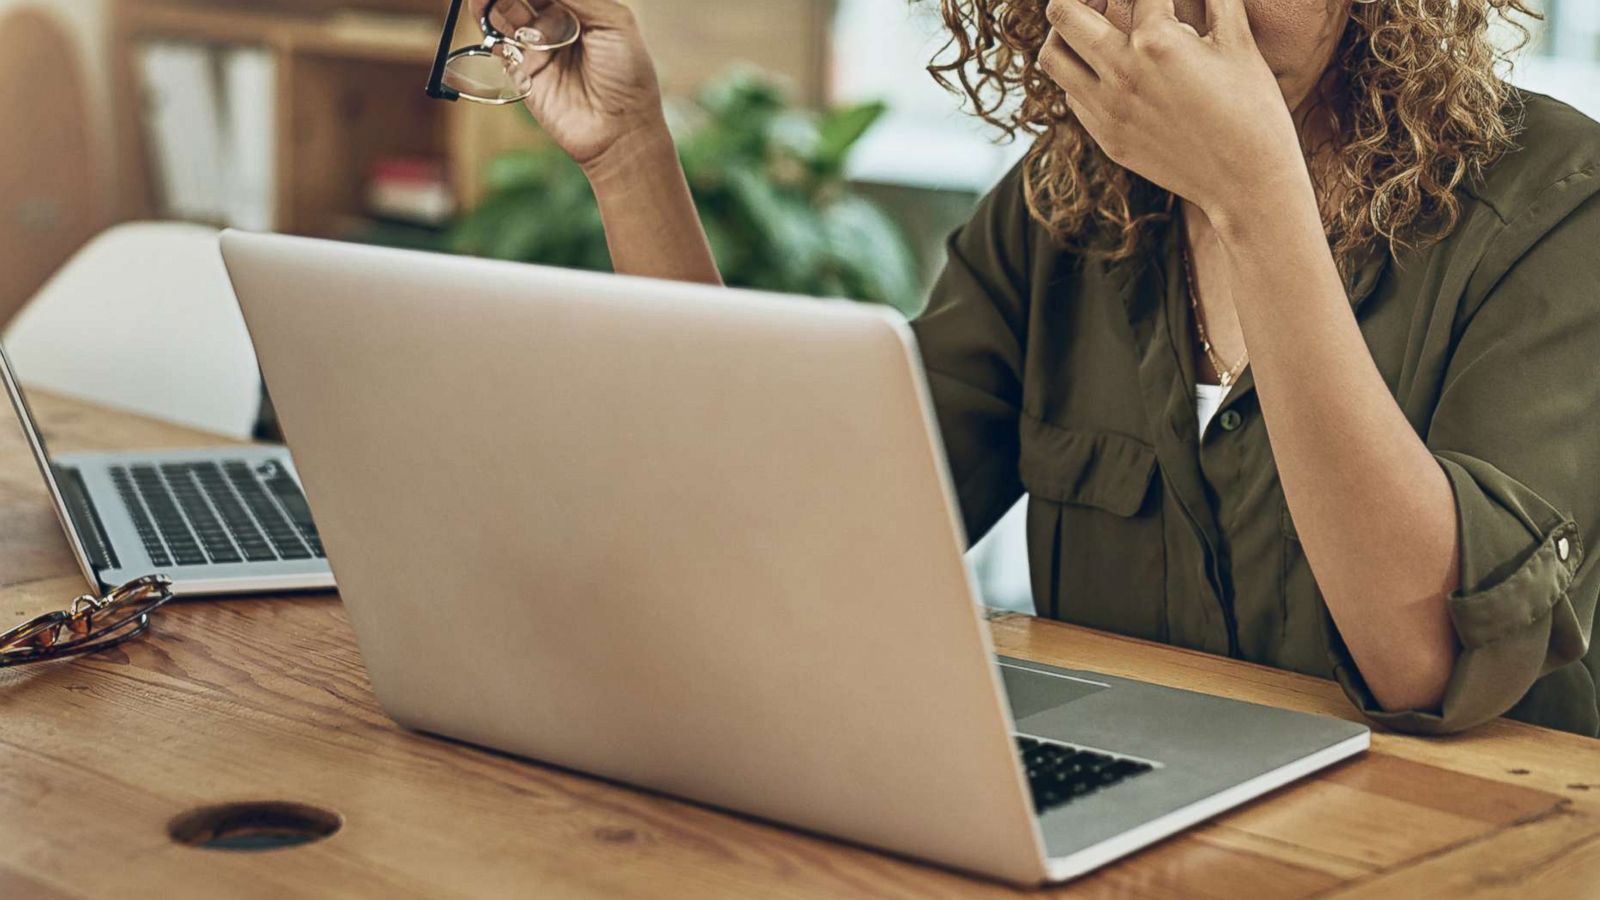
left=2, top=392, right=1598, bottom=899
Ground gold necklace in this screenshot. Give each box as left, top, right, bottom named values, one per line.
left=1180, top=237, right=1249, bottom=388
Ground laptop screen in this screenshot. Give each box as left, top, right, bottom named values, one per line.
left=0, top=341, right=101, bottom=589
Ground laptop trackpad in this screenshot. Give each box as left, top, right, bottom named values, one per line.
left=999, top=663, right=1108, bottom=721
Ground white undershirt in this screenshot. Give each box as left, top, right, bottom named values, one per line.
left=1195, top=382, right=1229, bottom=434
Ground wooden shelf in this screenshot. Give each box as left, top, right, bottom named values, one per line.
left=121, top=3, right=441, bottom=64
left=111, top=0, right=491, bottom=237
left=110, top=0, right=837, bottom=240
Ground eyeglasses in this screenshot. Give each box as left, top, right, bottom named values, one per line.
left=427, top=0, right=582, bottom=105
left=0, top=575, right=175, bottom=667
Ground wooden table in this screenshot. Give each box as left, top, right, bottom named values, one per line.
left=3, top=393, right=1599, bottom=899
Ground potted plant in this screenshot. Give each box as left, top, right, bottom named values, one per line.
left=449, top=68, right=922, bottom=314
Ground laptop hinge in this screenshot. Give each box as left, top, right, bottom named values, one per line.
left=53, top=465, right=119, bottom=573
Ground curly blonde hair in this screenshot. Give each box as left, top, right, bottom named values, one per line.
left=929, top=0, right=1539, bottom=265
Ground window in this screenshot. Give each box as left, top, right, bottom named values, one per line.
left=1513, top=0, right=1600, bottom=118
left=1539, top=0, right=1600, bottom=59
left=831, top=0, right=1026, bottom=193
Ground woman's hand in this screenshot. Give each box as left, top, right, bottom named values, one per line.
left=469, top=0, right=721, bottom=284
left=1038, top=0, right=1306, bottom=224
left=475, top=0, right=665, bottom=170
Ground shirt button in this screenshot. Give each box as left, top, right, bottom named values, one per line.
left=1218, top=409, right=1243, bottom=432
left=1558, top=536, right=1571, bottom=561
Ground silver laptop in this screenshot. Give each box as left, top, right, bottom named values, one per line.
left=0, top=342, right=333, bottom=596
left=223, top=231, right=1369, bottom=887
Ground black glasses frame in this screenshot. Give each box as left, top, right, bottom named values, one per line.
left=427, top=0, right=580, bottom=104
left=426, top=0, right=470, bottom=101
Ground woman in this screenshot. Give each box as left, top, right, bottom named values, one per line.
left=486, top=0, right=1600, bottom=736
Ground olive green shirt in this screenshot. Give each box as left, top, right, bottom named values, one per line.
left=911, top=91, right=1600, bottom=737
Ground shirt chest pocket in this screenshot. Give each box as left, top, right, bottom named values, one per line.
left=1018, top=416, right=1166, bottom=639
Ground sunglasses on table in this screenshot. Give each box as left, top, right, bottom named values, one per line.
left=426, top=0, right=582, bottom=105
left=1, top=575, right=175, bottom=668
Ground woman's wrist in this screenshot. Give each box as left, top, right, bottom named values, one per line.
left=580, top=116, right=722, bottom=286
left=1201, top=159, right=1321, bottom=249
left=580, top=118, right=678, bottom=191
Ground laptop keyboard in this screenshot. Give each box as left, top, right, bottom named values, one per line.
left=1016, top=735, right=1155, bottom=814
left=109, top=460, right=325, bottom=568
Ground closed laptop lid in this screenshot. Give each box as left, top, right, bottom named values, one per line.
left=222, top=230, right=1050, bottom=885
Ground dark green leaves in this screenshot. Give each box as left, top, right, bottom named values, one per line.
left=444, top=68, right=920, bottom=311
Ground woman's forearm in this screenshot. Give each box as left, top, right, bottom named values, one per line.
left=1206, top=179, right=1461, bottom=714
left=582, top=125, right=722, bottom=286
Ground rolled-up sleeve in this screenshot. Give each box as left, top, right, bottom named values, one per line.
left=1331, top=190, right=1600, bottom=734
left=909, top=165, right=1032, bottom=545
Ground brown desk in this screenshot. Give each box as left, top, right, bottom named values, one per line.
left=3, top=393, right=1598, bottom=899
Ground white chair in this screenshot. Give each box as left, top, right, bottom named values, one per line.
left=4, top=222, right=262, bottom=439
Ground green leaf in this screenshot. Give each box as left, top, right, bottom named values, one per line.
left=767, top=110, right=821, bottom=162
left=813, top=101, right=886, bottom=177
left=484, top=192, right=555, bottom=261
left=448, top=189, right=536, bottom=256
left=819, top=195, right=921, bottom=312
left=697, top=65, right=788, bottom=122
left=724, top=166, right=826, bottom=289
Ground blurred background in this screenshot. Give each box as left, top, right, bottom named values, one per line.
left=0, top=0, right=1596, bottom=611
